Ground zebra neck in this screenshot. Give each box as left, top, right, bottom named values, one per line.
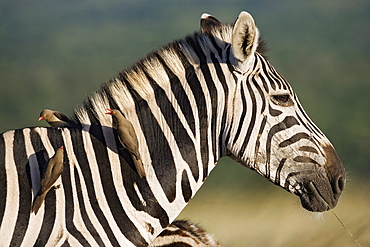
left=70, top=34, right=233, bottom=243
left=127, top=69, right=227, bottom=223
left=76, top=96, right=226, bottom=244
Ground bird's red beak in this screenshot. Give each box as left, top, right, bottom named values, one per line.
left=105, top=109, right=113, bottom=115
left=38, top=117, right=45, bottom=121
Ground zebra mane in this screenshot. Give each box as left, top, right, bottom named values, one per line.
left=73, top=21, right=267, bottom=126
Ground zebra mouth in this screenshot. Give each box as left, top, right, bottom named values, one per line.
left=299, top=181, right=334, bottom=212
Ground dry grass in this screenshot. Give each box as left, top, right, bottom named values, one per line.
left=177, top=162, right=370, bottom=247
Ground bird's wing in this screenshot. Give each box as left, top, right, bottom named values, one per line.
left=54, top=112, right=71, bottom=122
left=118, top=128, right=141, bottom=155
left=41, top=148, right=64, bottom=191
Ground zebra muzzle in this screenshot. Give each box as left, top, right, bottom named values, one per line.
left=297, top=145, right=346, bottom=212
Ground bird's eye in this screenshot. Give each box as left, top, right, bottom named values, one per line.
left=272, top=94, right=293, bottom=106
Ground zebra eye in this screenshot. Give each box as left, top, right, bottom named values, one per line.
left=272, top=94, right=292, bottom=106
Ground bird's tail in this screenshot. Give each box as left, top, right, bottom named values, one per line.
left=133, top=157, right=146, bottom=178
left=31, top=193, right=46, bottom=215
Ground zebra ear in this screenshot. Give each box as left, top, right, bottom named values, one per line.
left=232, top=11, right=260, bottom=62
left=200, top=13, right=222, bottom=33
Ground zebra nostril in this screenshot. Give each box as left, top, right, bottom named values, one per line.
left=337, top=176, right=345, bottom=192
left=333, top=175, right=345, bottom=195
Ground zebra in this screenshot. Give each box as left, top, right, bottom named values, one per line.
left=149, top=220, right=220, bottom=247
left=0, top=11, right=345, bottom=246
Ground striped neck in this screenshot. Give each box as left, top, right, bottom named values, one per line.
left=71, top=30, right=235, bottom=243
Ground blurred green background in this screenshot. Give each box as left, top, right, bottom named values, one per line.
left=0, top=0, right=369, bottom=246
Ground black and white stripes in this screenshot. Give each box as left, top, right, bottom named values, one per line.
left=0, top=11, right=345, bottom=246
left=150, top=220, right=221, bottom=247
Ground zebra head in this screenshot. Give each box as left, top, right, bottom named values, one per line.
left=203, top=12, right=346, bottom=212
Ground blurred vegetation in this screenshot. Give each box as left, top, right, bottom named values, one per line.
left=1, top=0, right=369, bottom=245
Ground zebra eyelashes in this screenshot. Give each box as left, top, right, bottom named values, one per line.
left=271, top=94, right=293, bottom=107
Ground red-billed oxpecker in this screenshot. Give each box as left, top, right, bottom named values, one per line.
left=38, top=109, right=78, bottom=128
left=105, top=109, right=146, bottom=178
left=32, top=146, right=65, bottom=214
